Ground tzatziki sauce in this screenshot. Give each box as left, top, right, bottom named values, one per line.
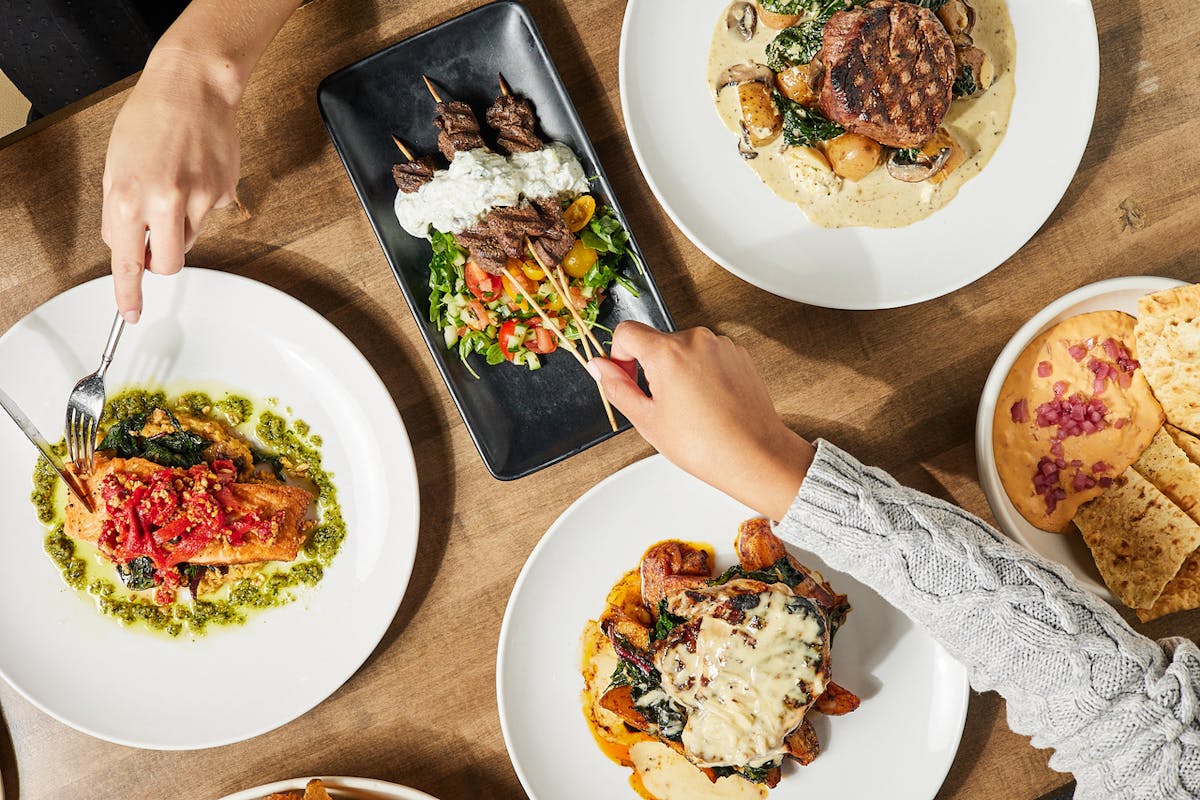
left=393, top=142, right=588, bottom=239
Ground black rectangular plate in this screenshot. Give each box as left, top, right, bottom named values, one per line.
left=317, top=0, right=674, bottom=480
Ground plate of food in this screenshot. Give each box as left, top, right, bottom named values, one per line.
left=219, top=776, right=439, bottom=800
left=0, top=268, right=420, bottom=749
left=318, top=0, right=674, bottom=480
left=975, top=276, right=1200, bottom=622
left=620, top=0, right=1098, bottom=309
left=498, top=455, right=969, bottom=800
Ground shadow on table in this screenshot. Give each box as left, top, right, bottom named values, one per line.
left=218, top=244, right=458, bottom=675
left=0, top=703, right=17, bottom=800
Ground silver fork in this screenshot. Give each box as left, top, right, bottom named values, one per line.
left=66, top=311, right=126, bottom=474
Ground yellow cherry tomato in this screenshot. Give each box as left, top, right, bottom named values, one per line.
left=561, top=239, right=599, bottom=279
left=520, top=260, right=546, bottom=281
left=563, top=194, right=597, bottom=233
left=502, top=266, right=537, bottom=312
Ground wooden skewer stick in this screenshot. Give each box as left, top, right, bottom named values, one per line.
left=523, top=238, right=617, bottom=431
left=526, top=240, right=608, bottom=356
left=498, top=72, right=513, bottom=97
left=422, top=74, right=443, bottom=103
left=390, top=134, right=415, bottom=161
left=499, top=267, right=586, bottom=369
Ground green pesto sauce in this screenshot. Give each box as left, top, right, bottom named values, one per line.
left=256, top=410, right=346, bottom=566
left=34, top=386, right=345, bottom=639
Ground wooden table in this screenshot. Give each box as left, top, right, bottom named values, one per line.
left=0, top=0, right=1196, bottom=798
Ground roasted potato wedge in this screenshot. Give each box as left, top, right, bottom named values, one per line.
left=815, top=681, right=862, bottom=716
left=785, top=718, right=821, bottom=765
left=737, top=81, right=783, bottom=146
left=775, top=63, right=820, bottom=106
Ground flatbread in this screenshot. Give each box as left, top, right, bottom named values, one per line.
left=1137, top=550, right=1200, bottom=622
left=1166, top=424, right=1200, bottom=465
left=1136, top=284, right=1200, bottom=434
left=1131, top=427, right=1200, bottom=526
left=993, top=310, right=1163, bottom=532
left=1074, top=468, right=1200, bottom=609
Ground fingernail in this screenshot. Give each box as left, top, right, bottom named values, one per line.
left=122, top=309, right=140, bottom=324
left=585, top=359, right=603, bottom=383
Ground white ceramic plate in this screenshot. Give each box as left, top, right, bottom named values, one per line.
left=0, top=269, right=420, bottom=749
left=619, top=0, right=1098, bottom=309
left=218, top=776, right=439, bottom=800
left=975, top=276, right=1186, bottom=601
left=498, top=455, right=969, bottom=800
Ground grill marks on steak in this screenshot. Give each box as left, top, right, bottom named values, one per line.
left=455, top=198, right=571, bottom=275
left=433, top=100, right=486, bottom=160
left=818, top=0, right=955, bottom=148
left=391, top=157, right=438, bottom=194
left=486, top=94, right=542, bottom=154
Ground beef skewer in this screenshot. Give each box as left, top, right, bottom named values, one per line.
left=390, top=135, right=437, bottom=194
left=486, top=73, right=542, bottom=155
left=423, top=75, right=486, bottom=161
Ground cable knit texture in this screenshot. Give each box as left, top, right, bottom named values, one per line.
left=777, top=440, right=1200, bottom=800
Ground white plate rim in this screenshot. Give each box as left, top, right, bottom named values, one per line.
left=974, top=275, right=1187, bottom=600
left=617, top=0, right=1100, bottom=310
left=217, top=775, right=439, bottom=800
left=0, top=269, right=422, bottom=750
left=496, top=453, right=970, bottom=800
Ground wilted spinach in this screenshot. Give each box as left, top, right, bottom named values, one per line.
left=98, top=408, right=210, bottom=468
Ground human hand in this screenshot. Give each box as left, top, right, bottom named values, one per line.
left=586, top=323, right=815, bottom=521
left=102, top=48, right=240, bottom=323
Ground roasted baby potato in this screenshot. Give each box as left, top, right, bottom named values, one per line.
left=824, top=133, right=883, bottom=182
left=756, top=1, right=802, bottom=29
left=737, top=81, right=783, bottom=146
left=775, top=63, right=820, bottom=106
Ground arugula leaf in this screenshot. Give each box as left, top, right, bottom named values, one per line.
left=650, top=598, right=688, bottom=642
left=428, top=228, right=464, bottom=328
left=775, top=91, right=844, bottom=147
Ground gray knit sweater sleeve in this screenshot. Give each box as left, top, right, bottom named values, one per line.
left=776, top=440, right=1200, bottom=800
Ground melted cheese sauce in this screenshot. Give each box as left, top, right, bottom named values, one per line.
left=631, top=742, right=767, bottom=800
left=656, top=580, right=827, bottom=767
left=708, top=1, right=1017, bottom=227
left=392, top=142, right=588, bottom=237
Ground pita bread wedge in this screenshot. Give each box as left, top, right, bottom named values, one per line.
left=1136, top=284, right=1200, bottom=434
left=994, top=310, right=1163, bottom=532
left=1137, top=550, right=1200, bottom=622
left=1074, top=467, right=1200, bottom=609
left=1165, top=424, right=1200, bottom=466
left=1131, top=427, right=1200, bottom=526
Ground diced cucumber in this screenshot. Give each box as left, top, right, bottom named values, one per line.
left=443, top=326, right=459, bottom=348
left=526, top=353, right=541, bottom=371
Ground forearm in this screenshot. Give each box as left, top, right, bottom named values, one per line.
left=775, top=440, right=1200, bottom=799
left=144, top=0, right=302, bottom=105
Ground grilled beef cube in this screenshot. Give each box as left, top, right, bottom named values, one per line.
left=486, top=94, right=542, bottom=154
left=454, top=228, right=508, bottom=276
left=391, top=157, right=437, bottom=193
left=433, top=100, right=486, bottom=159
left=818, top=0, right=955, bottom=148
left=529, top=196, right=575, bottom=267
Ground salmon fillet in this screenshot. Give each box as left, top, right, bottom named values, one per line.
left=64, top=456, right=313, bottom=565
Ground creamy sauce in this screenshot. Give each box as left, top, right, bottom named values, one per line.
left=656, top=579, right=827, bottom=768
left=708, top=1, right=1017, bottom=227
left=630, top=742, right=767, bottom=800
left=393, top=142, right=588, bottom=237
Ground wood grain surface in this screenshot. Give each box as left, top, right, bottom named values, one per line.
left=0, top=1, right=1196, bottom=798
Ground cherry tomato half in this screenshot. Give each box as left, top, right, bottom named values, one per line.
left=465, top=260, right=503, bottom=303
left=563, top=194, right=596, bottom=233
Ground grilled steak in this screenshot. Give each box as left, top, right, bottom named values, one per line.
left=433, top=100, right=486, bottom=160
left=391, top=157, right=437, bottom=194
left=455, top=200, right=567, bottom=276
left=818, top=0, right=955, bottom=148
left=486, top=94, right=542, bottom=154
left=528, top=196, right=574, bottom=267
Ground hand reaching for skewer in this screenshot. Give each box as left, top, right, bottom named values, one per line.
left=586, top=322, right=816, bottom=521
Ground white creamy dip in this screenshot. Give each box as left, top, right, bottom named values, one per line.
left=393, top=142, right=589, bottom=238
left=656, top=580, right=827, bottom=768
